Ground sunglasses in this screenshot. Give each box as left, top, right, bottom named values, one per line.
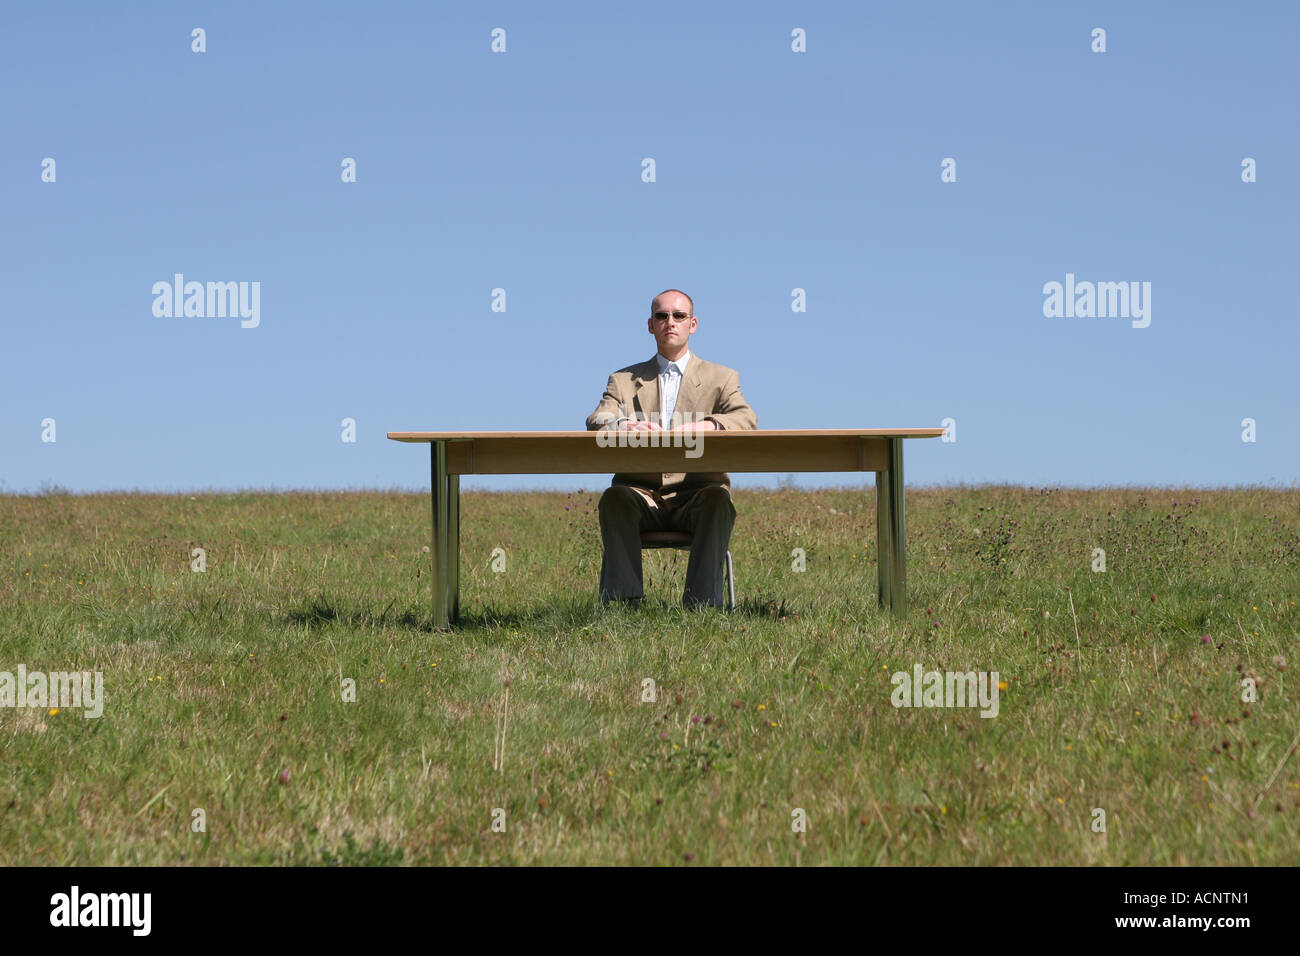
left=651, top=311, right=693, bottom=323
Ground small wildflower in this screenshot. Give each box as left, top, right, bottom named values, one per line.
left=48, top=708, right=59, bottom=716
left=998, top=681, right=1008, bottom=691
left=757, top=704, right=766, bottom=711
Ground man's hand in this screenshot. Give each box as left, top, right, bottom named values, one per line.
left=675, top=418, right=717, bottom=433
left=617, top=418, right=716, bottom=433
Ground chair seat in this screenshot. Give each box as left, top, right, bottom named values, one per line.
left=640, top=530, right=694, bottom=548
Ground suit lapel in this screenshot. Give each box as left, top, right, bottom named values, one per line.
left=678, top=355, right=705, bottom=415
left=632, top=356, right=660, bottom=420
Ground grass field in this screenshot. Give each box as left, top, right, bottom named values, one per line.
left=1, top=484, right=1297, bottom=865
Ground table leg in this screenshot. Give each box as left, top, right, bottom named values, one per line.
left=448, top=474, right=460, bottom=622
left=875, top=437, right=907, bottom=614
left=430, top=441, right=461, bottom=629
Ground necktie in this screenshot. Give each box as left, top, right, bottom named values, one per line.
left=661, top=363, right=680, bottom=428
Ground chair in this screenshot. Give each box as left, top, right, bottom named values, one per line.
left=639, top=530, right=736, bottom=610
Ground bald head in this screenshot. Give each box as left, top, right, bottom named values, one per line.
left=651, top=289, right=693, bottom=315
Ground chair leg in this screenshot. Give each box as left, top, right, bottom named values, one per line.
left=725, top=549, right=735, bottom=610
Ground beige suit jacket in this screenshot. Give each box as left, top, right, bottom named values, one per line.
left=585, top=354, right=758, bottom=501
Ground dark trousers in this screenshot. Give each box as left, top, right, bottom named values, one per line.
left=598, top=484, right=736, bottom=607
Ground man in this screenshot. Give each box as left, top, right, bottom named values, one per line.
left=585, top=289, right=758, bottom=608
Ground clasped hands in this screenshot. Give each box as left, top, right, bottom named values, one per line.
left=618, top=418, right=716, bottom=434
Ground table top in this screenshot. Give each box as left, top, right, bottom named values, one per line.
left=387, top=428, right=943, bottom=476
left=388, top=428, right=946, bottom=441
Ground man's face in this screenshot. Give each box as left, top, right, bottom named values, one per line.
left=647, top=293, right=697, bottom=355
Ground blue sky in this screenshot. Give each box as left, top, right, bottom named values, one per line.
left=3, top=0, right=1296, bottom=494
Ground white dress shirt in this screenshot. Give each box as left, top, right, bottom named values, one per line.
left=655, top=350, right=690, bottom=427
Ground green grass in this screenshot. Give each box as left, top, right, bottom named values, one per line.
left=1, top=484, right=1297, bottom=865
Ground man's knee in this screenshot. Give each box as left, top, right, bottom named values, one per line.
left=693, top=485, right=736, bottom=518
left=599, top=485, right=643, bottom=514
left=599, top=487, right=652, bottom=534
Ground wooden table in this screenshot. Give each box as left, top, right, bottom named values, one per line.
left=387, top=428, right=945, bottom=628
